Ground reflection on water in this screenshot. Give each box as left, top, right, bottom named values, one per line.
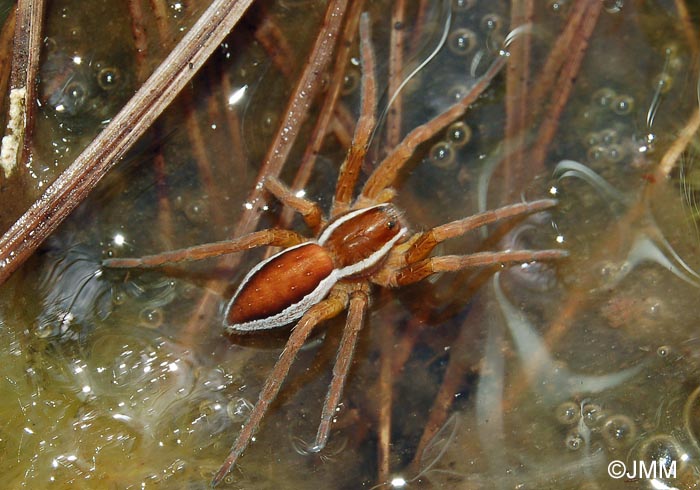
left=1, top=0, right=700, bottom=488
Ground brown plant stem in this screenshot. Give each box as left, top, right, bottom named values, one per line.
left=501, top=0, right=533, bottom=200
left=0, top=0, right=256, bottom=286
left=528, top=0, right=602, bottom=173
left=231, top=0, right=348, bottom=240
left=1, top=0, right=45, bottom=177
left=0, top=8, right=17, bottom=129
left=278, top=0, right=365, bottom=227
left=385, top=0, right=406, bottom=149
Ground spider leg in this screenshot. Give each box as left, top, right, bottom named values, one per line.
left=265, top=176, right=325, bottom=232
left=404, top=199, right=558, bottom=264
left=102, top=229, right=304, bottom=268
left=358, top=54, right=507, bottom=203
left=310, top=282, right=369, bottom=452
left=392, top=249, right=567, bottom=287
left=332, top=14, right=377, bottom=216
left=211, top=287, right=349, bottom=487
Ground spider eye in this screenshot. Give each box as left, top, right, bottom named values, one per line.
left=387, top=221, right=396, bottom=229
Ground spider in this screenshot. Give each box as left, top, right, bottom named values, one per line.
left=103, top=16, right=565, bottom=487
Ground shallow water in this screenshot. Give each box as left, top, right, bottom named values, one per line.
left=1, top=0, right=700, bottom=488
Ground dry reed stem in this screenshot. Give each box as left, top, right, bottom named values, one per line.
left=231, top=0, right=348, bottom=240
left=385, top=0, right=406, bottom=149
left=528, top=0, right=602, bottom=173
left=0, top=0, right=45, bottom=177
left=278, top=0, right=365, bottom=227
left=0, top=0, right=256, bottom=285
left=528, top=0, right=589, bottom=111
left=0, top=8, right=17, bottom=131
left=502, top=0, right=533, bottom=200
left=674, top=0, right=699, bottom=60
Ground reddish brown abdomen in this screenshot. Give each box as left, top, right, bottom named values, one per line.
left=226, top=243, right=334, bottom=327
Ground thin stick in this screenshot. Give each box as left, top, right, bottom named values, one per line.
left=674, top=0, right=699, bottom=60
left=278, top=0, right=365, bottom=227
left=385, top=0, right=406, bottom=149
left=0, top=0, right=45, bottom=177
left=528, top=0, right=589, bottom=112
left=528, top=0, right=602, bottom=173
left=0, top=0, right=256, bottom=286
left=502, top=0, right=533, bottom=200
left=0, top=8, right=17, bottom=130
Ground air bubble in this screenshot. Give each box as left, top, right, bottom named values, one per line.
left=453, top=0, right=476, bottom=11
left=447, top=121, right=472, bottom=147
left=448, top=28, right=477, bottom=56
left=447, top=84, right=468, bottom=102
left=600, top=128, right=619, bottom=145
left=480, top=13, right=503, bottom=32
left=548, top=0, right=568, bottom=13
left=653, top=72, right=673, bottom=94
left=97, top=67, right=121, bottom=91
left=602, top=414, right=636, bottom=448
left=227, top=397, right=253, bottom=422
left=584, top=131, right=600, bottom=147
left=184, top=199, right=208, bottom=224
left=429, top=141, right=456, bottom=169
left=565, top=429, right=583, bottom=450
left=587, top=145, right=606, bottom=163
left=341, top=68, right=359, bottom=96
left=555, top=401, right=579, bottom=425
left=638, top=434, right=684, bottom=470
left=612, top=94, right=634, bottom=115
left=139, top=307, right=164, bottom=328
left=582, top=402, right=605, bottom=428
left=657, top=345, right=671, bottom=357
left=606, top=144, right=624, bottom=163
left=591, top=87, right=616, bottom=108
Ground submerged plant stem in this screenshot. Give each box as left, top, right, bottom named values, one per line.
left=0, top=0, right=256, bottom=286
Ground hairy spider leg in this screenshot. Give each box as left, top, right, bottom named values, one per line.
left=102, top=229, right=305, bottom=268
left=211, top=287, right=351, bottom=487
left=332, top=14, right=377, bottom=217
left=403, top=199, right=559, bottom=264
left=310, top=282, right=369, bottom=452
left=357, top=54, right=508, bottom=204
left=264, top=175, right=325, bottom=232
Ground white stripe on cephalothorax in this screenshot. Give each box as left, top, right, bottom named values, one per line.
left=335, top=227, right=406, bottom=278
left=317, top=204, right=391, bottom=245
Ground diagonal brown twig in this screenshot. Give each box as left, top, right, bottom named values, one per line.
left=0, top=0, right=256, bottom=286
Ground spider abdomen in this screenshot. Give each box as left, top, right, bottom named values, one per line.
left=225, top=242, right=337, bottom=332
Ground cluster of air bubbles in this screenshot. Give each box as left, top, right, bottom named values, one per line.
left=555, top=400, right=644, bottom=452
left=584, top=127, right=627, bottom=165
left=429, top=121, right=472, bottom=169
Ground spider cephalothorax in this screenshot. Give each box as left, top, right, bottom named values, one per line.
left=104, top=15, right=565, bottom=487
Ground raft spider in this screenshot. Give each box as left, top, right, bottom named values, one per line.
left=103, top=16, right=565, bottom=487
